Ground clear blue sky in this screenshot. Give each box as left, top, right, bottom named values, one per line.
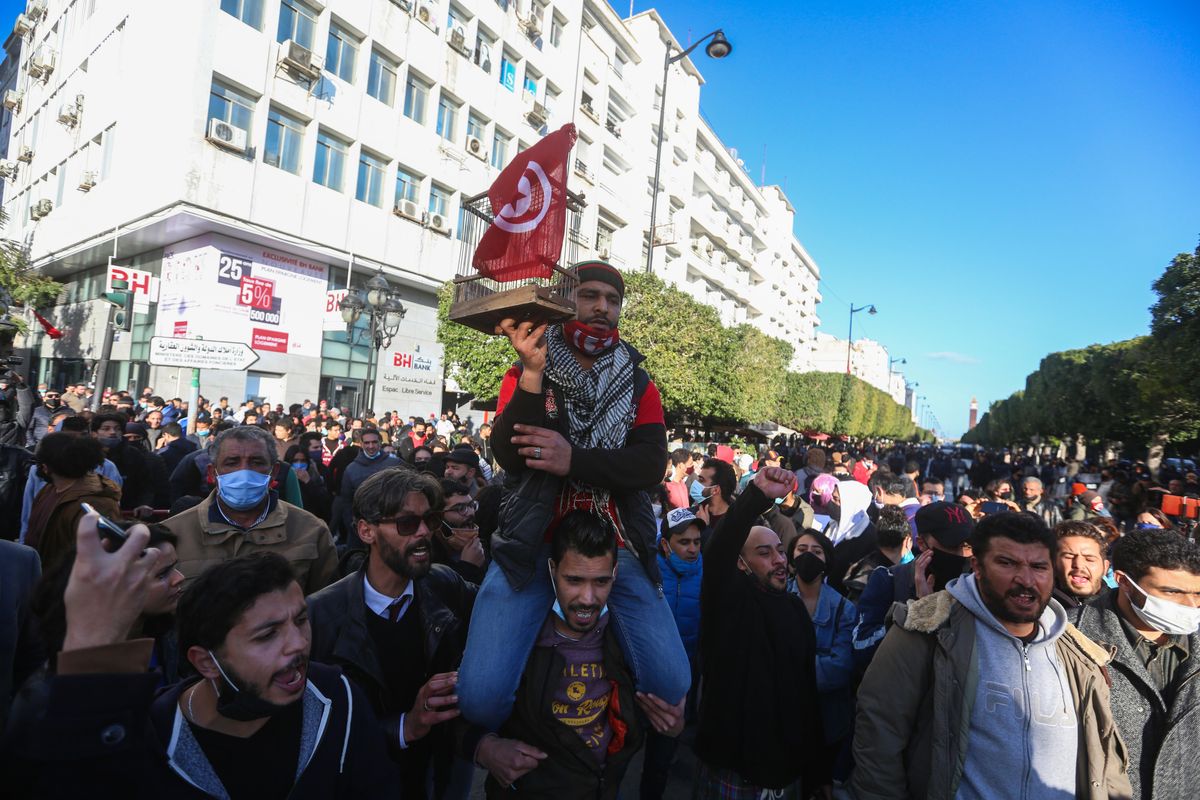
left=642, top=0, right=1200, bottom=438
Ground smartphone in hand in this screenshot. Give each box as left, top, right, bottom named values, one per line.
left=80, top=502, right=128, bottom=549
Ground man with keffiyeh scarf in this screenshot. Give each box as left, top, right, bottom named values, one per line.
left=458, top=263, right=692, bottom=782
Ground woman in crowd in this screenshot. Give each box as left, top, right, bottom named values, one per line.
left=787, top=529, right=857, bottom=781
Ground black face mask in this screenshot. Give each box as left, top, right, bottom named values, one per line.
left=928, top=548, right=969, bottom=591
left=997, top=491, right=1012, bottom=500
left=208, top=650, right=301, bottom=722
left=793, top=551, right=826, bottom=584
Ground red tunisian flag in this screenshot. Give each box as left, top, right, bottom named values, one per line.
left=472, top=123, right=577, bottom=281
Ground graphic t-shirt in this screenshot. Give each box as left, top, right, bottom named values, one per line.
left=540, top=614, right=613, bottom=760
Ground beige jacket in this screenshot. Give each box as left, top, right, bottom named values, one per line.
left=850, top=590, right=1131, bottom=800
left=165, top=491, right=338, bottom=595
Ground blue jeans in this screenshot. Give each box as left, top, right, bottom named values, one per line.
left=458, top=544, right=692, bottom=731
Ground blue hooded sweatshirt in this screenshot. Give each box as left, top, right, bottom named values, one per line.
left=946, top=573, right=1078, bottom=800
left=657, top=551, right=702, bottom=662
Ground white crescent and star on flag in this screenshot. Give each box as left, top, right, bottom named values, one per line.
left=493, top=161, right=552, bottom=233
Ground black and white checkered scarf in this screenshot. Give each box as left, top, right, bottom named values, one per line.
left=544, top=324, right=635, bottom=450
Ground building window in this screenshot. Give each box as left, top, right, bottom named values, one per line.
left=325, top=24, right=359, bottom=83
left=264, top=107, right=304, bottom=174
left=523, top=73, right=538, bottom=101
left=596, top=222, right=614, bottom=254
left=499, top=51, right=517, bottom=92
left=428, top=183, right=450, bottom=217
left=403, top=72, right=430, bottom=124
left=446, top=5, right=467, bottom=34
left=466, top=112, right=486, bottom=142
left=208, top=80, right=255, bottom=135
left=436, top=95, right=459, bottom=143
left=396, top=167, right=420, bottom=205
left=313, top=130, right=348, bottom=191
left=367, top=50, right=397, bottom=106
left=549, top=14, right=564, bottom=47
left=490, top=130, right=510, bottom=169
left=545, top=85, right=559, bottom=117
left=474, top=34, right=493, bottom=72
left=276, top=0, right=317, bottom=50
left=220, top=0, right=264, bottom=29
left=356, top=150, right=386, bottom=207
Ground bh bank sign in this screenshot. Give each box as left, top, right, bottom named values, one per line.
left=373, top=337, right=445, bottom=420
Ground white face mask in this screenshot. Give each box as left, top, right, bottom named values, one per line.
left=1122, top=573, right=1200, bottom=636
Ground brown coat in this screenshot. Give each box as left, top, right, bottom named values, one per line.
left=164, top=490, right=338, bottom=594
left=27, top=474, right=122, bottom=569
left=850, top=590, right=1132, bottom=800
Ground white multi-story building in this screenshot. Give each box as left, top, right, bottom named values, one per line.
left=810, top=331, right=907, bottom=404
left=1, top=0, right=823, bottom=414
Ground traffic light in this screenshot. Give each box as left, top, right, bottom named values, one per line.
left=104, top=278, right=134, bottom=332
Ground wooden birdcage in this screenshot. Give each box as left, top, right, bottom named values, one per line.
left=448, top=189, right=587, bottom=334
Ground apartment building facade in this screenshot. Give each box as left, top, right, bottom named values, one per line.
left=2, top=0, right=823, bottom=413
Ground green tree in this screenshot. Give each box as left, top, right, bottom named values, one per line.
left=619, top=271, right=726, bottom=419
left=0, top=218, right=62, bottom=346
left=1147, top=241, right=1200, bottom=440
left=435, top=282, right=514, bottom=402
left=718, top=324, right=792, bottom=423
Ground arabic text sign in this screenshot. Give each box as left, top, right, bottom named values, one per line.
left=149, top=337, right=260, bottom=371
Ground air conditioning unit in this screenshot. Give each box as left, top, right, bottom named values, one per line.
left=605, top=119, right=621, bottom=138
left=466, top=135, right=486, bottom=160
left=416, top=3, right=438, bottom=33
left=428, top=213, right=450, bottom=234
left=206, top=118, right=249, bottom=153
left=3, top=90, right=21, bottom=111
left=17, top=145, right=33, bottom=163
left=597, top=246, right=610, bottom=259
left=524, top=101, right=547, bottom=128
left=78, top=170, right=97, bottom=191
left=13, top=14, right=32, bottom=37
left=279, top=39, right=321, bottom=81
left=57, top=102, right=78, bottom=126
left=25, top=0, right=46, bottom=22
left=579, top=102, right=599, bottom=123
left=394, top=200, right=423, bottom=222
left=27, top=46, right=55, bottom=79
left=0, top=161, right=17, bottom=179
left=30, top=198, right=52, bottom=220
left=521, top=15, right=542, bottom=38
left=447, top=25, right=469, bottom=55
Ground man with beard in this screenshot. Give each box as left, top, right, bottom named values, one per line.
left=458, top=262, right=690, bottom=735
left=475, top=509, right=682, bottom=797
left=851, top=512, right=1130, bottom=800
left=1068, top=529, right=1200, bottom=800
left=693, top=467, right=829, bottom=799
left=1052, top=520, right=1110, bottom=608
left=852, top=501, right=974, bottom=669
left=1020, top=475, right=1064, bottom=527
left=308, top=469, right=477, bottom=799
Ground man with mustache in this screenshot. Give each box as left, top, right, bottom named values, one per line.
left=851, top=512, right=1131, bottom=800
left=476, top=509, right=682, bottom=796
left=458, top=262, right=690, bottom=736
left=308, top=469, right=477, bottom=798
left=693, top=466, right=830, bottom=799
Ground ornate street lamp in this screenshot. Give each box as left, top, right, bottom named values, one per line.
left=338, top=269, right=407, bottom=415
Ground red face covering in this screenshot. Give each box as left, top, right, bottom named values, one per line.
left=563, top=321, right=620, bottom=356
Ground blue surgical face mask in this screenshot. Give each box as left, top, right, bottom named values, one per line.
left=928, top=494, right=944, bottom=503
left=197, top=429, right=210, bottom=437
left=900, top=550, right=916, bottom=564
left=689, top=480, right=706, bottom=503
left=547, top=560, right=609, bottom=624
left=1135, top=522, right=1163, bottom=530
left=217, top=469, right=271, bottom=510
left=363, top=449, right=382, bottom=460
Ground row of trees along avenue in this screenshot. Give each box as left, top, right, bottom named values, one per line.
left=963, top=240, right=1200, bottom=464
left=438, top=272, right=929, bottom=441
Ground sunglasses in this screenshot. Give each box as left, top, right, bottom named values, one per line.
left=376, top=511, right=443, bottom=536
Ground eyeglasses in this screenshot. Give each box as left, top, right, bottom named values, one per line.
left=375, top=511, right=443, bottom=536
left=446, top=501, right=478, bottom=515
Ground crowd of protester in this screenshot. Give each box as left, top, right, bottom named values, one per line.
left=0, top=262, right=1198, bottom=799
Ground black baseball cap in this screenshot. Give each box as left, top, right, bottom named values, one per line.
left=915, top=501, right=975, bottom=547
